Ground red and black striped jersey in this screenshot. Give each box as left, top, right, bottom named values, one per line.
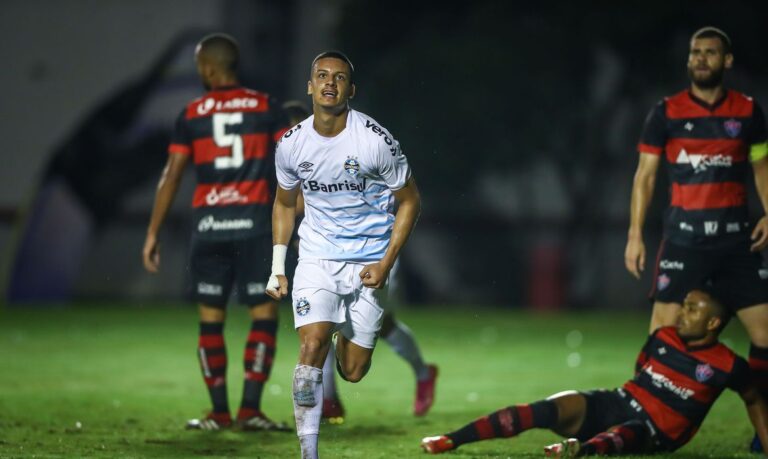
left=638, top=89, right=768, bottom=247
left=622, top=327, right=749, bottom=450
left=169, top=86, right=289, bottom=240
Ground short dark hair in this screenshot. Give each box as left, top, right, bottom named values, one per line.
left=691, top=26, right=732, bottom=54
left=695, top=286, right=732, bottom=332
left=310, top=50, right=355, bottom=82
left=198, top=33, right=240, bottom=72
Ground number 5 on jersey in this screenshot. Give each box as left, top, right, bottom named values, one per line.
left=213, top=112, right=243, bottom=169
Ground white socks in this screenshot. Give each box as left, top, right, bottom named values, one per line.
left=322, top=348, right=338, bottom=400
left=293, top=364, right=323, bottom=459
left=384, top=320, right=429, bottom=380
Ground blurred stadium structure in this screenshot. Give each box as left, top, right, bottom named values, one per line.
left=1, top=0, right=767, bottom=309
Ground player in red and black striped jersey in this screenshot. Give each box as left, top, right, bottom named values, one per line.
left=142, top=33, right=290, bottom=432
left=420, top=289, right=768, bottom=456
left=624, top=27, right=768, bottom=451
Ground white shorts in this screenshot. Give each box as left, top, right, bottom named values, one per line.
left=291, top=259, right=386, bottom=349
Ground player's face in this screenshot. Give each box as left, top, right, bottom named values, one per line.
left=687, top=37, right=732, bottom=89
left=676, top=291, right=716, bottom=340
left=307, top=58, right=355, bottom=111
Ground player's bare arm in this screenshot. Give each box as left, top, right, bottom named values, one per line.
left=625, top=153, right=660, bottom=279
left=360, top=177, right=421, bottom=288
left=751, top=157, right=768, bottom=252
left=266, top=185, right=299, bottom=299
left=142, top=153, right=189, bottom=273
left=740, top=384, right=768, bottom=454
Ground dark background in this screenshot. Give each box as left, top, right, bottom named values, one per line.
left=2, top=0, right=767, bottom=309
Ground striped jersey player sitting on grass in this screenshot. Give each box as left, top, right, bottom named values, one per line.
left=421, top=289, right=768, bottom=457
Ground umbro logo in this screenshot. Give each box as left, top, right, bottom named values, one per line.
left=299, top=161, right=314, bottom=172
left=658, top=347, right=667, bottom=355
left=684, top=122, right=694, bottom=131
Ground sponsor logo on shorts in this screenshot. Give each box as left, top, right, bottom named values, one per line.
left=695, top=363, right=714, bottom=382
left=724, top=118, right=742, bottom=138
left=247, top=282, right=266, bottom=295
left=679, top=222, right=694, bottom=232
left=198, top=282, right=223, bottom=295
left=726, top=222, right=741, bottom=233
left=704, top=221, right=719, bottom=236
left=660, top=259, right=684, bottom=270
left=657, top=274, right=670, bottom=291
left=344, top=156, right=360, bottom=176
left=198, top=215, right=254, bottom=232
left=295, top=297, right=311, bottom=316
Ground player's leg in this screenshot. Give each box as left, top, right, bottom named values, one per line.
left=718, top=243, right=768, bottom=452
left=291, top=260, right=348, bottom=459
left=189, top=304, right=232, bottom=429
left=334, top=334, right=375, bottom=382
left=421, top=391, right=576, bottom=454
left=381, top=313, right=439, bottom=415
left=294, top=321, right=335, bottom=459
left=187, top=238, right=235, bottom=430
left=649, top=301, right=681, bottom=332
left=232, top=236, right=288, bottom=430
left=647, top=241, right=708, bottom=333
left=548, top=420, right=650, bottom=457
left=320, top=345, right=345, bottom=421
left=334, top=277, right=384, bottom=383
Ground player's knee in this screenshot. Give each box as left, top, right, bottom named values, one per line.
left=339, top=359, right=371, bottom=383
left=299, top=335, right=327, bottom=361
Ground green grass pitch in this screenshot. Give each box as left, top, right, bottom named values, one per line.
left=0, top=303, right=759, bottom=458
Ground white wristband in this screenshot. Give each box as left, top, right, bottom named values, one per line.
left=271, top=244, right=288, bottom=276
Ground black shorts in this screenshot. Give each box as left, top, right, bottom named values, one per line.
left=576, top=389, right=638, bottom=440
left=577, top=389, right=665, bottom=452
left=650, top=239, right=768, bottom=311
left=187, top=234, right=271, bottom=308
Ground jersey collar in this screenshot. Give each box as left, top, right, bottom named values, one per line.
left=687, top=89, right=729, bottom=112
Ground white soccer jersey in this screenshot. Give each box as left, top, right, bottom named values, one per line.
left=276, top=109, right=411, bottom=262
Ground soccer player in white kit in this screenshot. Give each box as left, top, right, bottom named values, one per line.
left=265, top=51, right=422, bottom=458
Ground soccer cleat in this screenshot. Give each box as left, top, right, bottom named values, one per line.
left=420, top=435, right=454, bottom=454
left=322, top=398, right=346, bottom=424
left=544, top=438, right=581, bottom=458
left=236, top=412, right=292, bottom=432
left=751, top=432, right=762, bottom=453
left=185, top=412, right=232, bottom=431
left=414, top=364, right=439, bottom=416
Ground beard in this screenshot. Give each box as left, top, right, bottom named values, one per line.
left=688, top=66, right=724, bottom=89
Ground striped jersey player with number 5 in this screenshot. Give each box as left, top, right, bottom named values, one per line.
left=143, top=34, right=290, bottom=432
left=265, top=51, right=421, bottom=459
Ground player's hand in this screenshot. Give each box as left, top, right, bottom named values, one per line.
left=624, top=237, right=646, bottom=280
left=751, top=216, right=768, bottom=252
left=266, top=274, right=289, bottom=300
left=359, top=262, right=390, bottom=289
left=142, top=234, right=160, bottom=273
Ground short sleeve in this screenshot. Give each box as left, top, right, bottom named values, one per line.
left=748, top=102, right=768, bottom=162
left=168, top=108, right=191, bottom=155
left=637, top=101, right=667, bottom=155
left=727, top=356, right=751, bottom=393
left=375, top=134, right=412, bottom=191
left=275, top=137, right=300, bottom=190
